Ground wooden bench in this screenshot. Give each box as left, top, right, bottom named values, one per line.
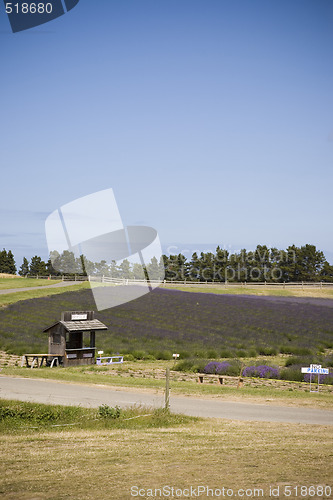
left=21, top=354, right=60, bottom=368
left=198, top=374, right=224, bottom=385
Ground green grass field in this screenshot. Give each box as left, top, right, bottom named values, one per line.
left=0, top=277, right=63, bottom=289
left=0, top=399, right=332, bottom=500
left=0, top=282, right=91, bottom=307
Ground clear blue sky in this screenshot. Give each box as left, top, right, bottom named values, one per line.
left=1, top=0, right=332, bottom=267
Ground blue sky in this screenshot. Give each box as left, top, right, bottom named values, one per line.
left=1, top=0, right=332, bottom=267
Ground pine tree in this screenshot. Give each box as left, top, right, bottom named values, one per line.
left=19, top=257, right=30, bottom=276
left=7, top=250, right=16, bottom=274
left=29, top=256, right=47, bottom=276
left=0, top=249, right=16, bottom=274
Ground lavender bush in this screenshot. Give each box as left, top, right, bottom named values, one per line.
left=303, top=373, right=333, bottom=385
left=204, top=361, right=231, bottom=375
left=242, top=365, right=279, bottom=379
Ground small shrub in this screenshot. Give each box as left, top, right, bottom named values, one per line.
left=98, top=405, right=121, bottom=419
left=123, top=354, right=135, bottom=361
left=131, top=350, right=146, bottom=360
left=207, top=349, right=218, bottom=359
left=155, top=350, right=172, bottom=360
left=236, top=349, right=248, bottom=358
left=174, top=359, right=208, bottom=373
left=145, top=354, right=156, bottom=361
left=258, top=347, right=277, bottom=356
left=284, top=355, right=320, bottom=367
left=220, top=349, right=233, bottom=358
left=280, top=366, right=304, bottom=382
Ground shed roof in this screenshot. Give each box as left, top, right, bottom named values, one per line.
left=43, top=319, right=108, bottom=332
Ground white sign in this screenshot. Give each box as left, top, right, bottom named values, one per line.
left=71, top=313, right=88, bottom=320
left=301, top=366, right=329, bottom=375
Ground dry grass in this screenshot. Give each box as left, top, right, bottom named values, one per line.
left=0, top=419, right=332, bottom=499
left=166, top=284, right=333, bottom=299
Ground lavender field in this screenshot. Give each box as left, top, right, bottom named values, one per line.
left=0, top=287, right=332, bottom=358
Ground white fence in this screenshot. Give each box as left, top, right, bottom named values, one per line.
left=23, top=275, right=333, bottom=289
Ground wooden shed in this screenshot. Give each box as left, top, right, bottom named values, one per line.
left=43, top=311, right=107, bottom=367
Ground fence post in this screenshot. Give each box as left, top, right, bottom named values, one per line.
left=165, top=368, right=170, bottom=410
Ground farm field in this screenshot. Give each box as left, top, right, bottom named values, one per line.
left=0, top=400, right=332, bottom=500
left=1, top=286, right=333, bottom=359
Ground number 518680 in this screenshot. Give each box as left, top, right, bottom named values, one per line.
left=5, top=3, right=53, bottom=14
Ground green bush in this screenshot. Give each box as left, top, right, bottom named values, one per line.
left=258, top=346, right=277, bottom=356
left=236, top=349, right=248, bottom=358
left=154, top=350, right=172, bottom=360
left=284, top=355, right=319, bottom=367
left=98, top=405, right=121, bottom=419
left=123, top=354, right=135, bottom=361
left=280, top=366, right=304, bottom=382
left=207, top=349, right=218, bottom=359
left=174, top=358, right=209, bottom=373
left=220, top=349, right=233, bottom=358
left=131, top=350, right=146, bottom=360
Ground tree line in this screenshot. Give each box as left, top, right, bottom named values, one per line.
left=1, top=244, right=333, bottom=282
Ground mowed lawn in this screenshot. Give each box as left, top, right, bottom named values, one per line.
left=0, top=418, right=332, bottom=500
left=0, top=277, right=63, bottom=289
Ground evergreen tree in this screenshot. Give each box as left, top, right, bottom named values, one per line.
left=0, top=249, right=16, bottom=274
left=19, top=257, right=30, bottom=276
left=6, top=250, right=16, bottom=274
left=146, top=256, right=161, bottom=280
left=119, top=259, right=132, bottom=279
left=29, top=256, right=47, bottom=276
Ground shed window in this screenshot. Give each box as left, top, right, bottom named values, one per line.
left=52, top=333, right=61, bottom=344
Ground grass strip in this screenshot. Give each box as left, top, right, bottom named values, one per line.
left=0, top=278, right=63, bottom=290
left=0, top=282, right=91, bottom=307
left=0, top=398, right=193, bottom=434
